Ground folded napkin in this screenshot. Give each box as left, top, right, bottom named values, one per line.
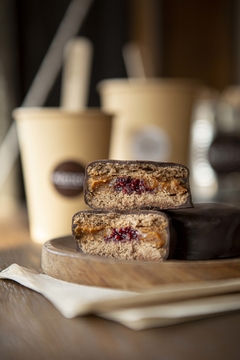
left=1, top=263, right=240, bottom=330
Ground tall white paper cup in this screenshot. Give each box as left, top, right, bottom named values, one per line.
left=13, top=108, right=112, bottom=243
left=98, top=78, right=201, bottom=166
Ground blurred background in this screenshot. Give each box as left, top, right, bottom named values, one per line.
left=1, top=0, right=240, bottom=210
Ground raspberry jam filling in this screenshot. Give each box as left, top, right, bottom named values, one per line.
left=104, top=227, right=139, bottom=243
left=113, top=176, right=153, bottom=195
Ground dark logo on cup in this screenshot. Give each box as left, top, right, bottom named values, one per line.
left=51, top=161, right=85, bottom=197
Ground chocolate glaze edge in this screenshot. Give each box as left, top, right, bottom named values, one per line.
left=165, top=202, right=240, bottom=260
left=85, top=159, right=191, bottom=173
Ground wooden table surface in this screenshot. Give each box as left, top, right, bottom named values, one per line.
left=1, top=205, right=240, bottom=360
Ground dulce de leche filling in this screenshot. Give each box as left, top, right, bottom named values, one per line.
left=88, top=175, right=187, bottom=196
left=74, top=224, right=166, bottom=249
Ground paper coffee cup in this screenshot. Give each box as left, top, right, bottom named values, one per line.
left=98, top=78, right=201, bottom=166
left=13, top=108, right=112, bottom=243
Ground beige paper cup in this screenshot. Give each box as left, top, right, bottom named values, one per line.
left=98, top=78, right=201, bottom=165
left=13, top=108, right=112, bottom=243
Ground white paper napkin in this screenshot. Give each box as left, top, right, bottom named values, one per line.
left=1, top=263, right=240, bottom=330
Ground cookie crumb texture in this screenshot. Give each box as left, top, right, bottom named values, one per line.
left=72, top=211, right=170, bottom=261
left=85, top=160, right=192, bottom=210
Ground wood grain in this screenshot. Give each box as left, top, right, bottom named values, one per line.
left=41, top=236, right=240, bottom=291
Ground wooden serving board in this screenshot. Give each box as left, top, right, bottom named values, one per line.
left=41, top=236, right=240, bottom=291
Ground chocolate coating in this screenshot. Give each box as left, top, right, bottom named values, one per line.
left=166, top=203, right=240, bottom=260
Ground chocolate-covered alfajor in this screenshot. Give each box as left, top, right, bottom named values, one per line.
left=84, top=160, right=193, bottom=211
left=166, top=203, right=240, bottom=260
left=72, top=210, right=176, bottom=261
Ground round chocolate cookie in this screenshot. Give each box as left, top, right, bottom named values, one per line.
left=166, top=203, right=240, bottom=260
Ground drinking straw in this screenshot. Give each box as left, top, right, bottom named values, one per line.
left=0, top=0, right=94, bottom=191
left=122, top=42, right=146, bottom=79
left=60, top=37, right=93, bottom=110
